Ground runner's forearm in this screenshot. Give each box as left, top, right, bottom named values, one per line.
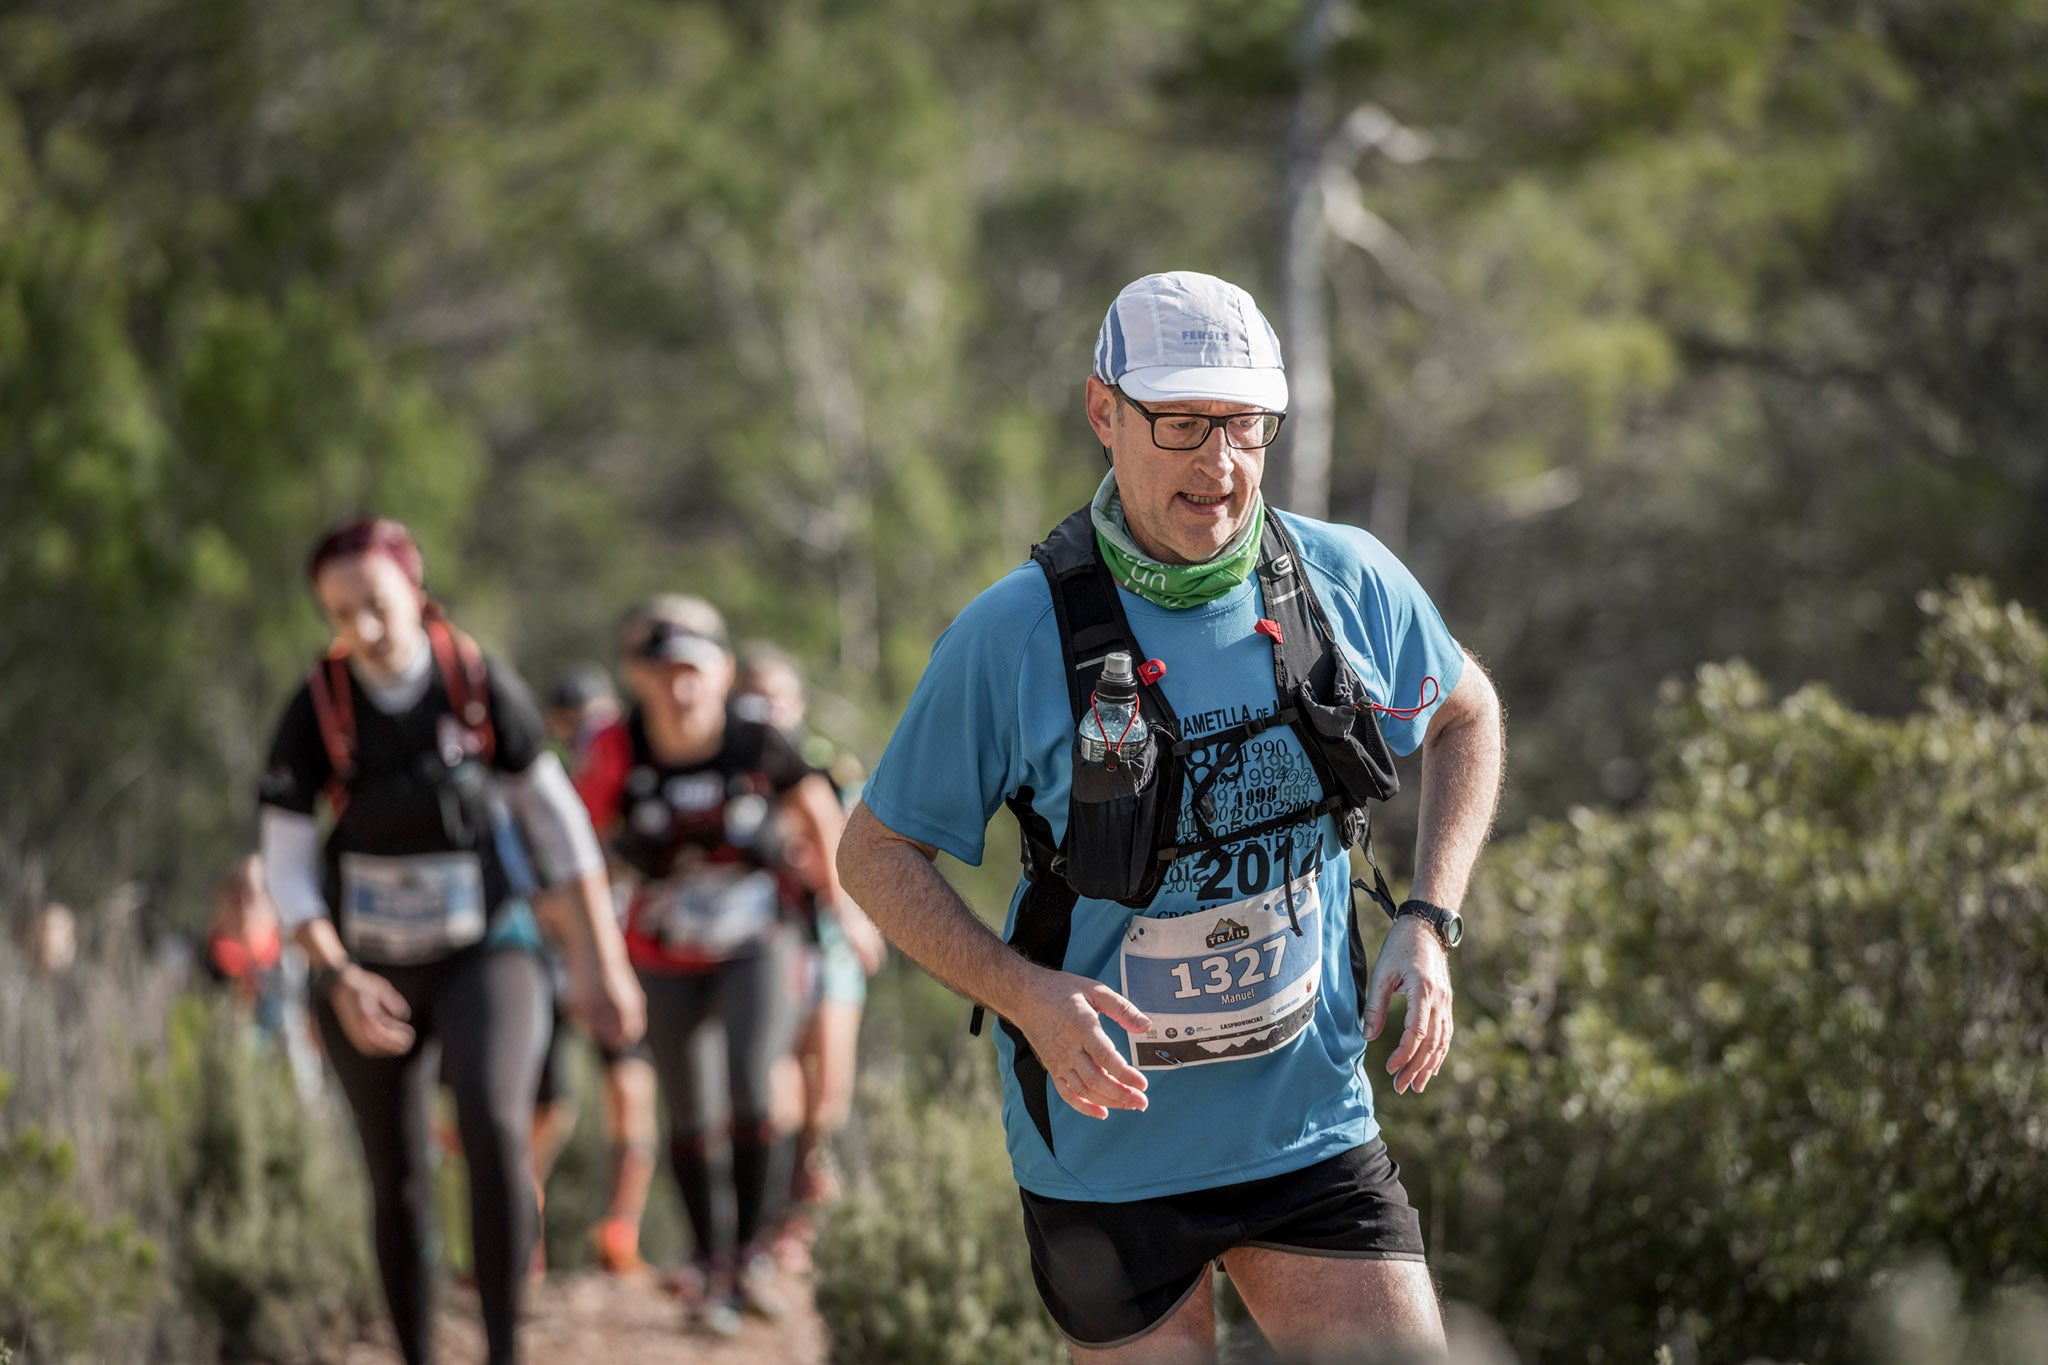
left=534, top=868, right=633, bottom=976
left=1410, top=654, right=1504, bottom=909
left=836, top=801, right=1034, bottom=1015
left=786, top=773, right=849, bottom=906
left=293, top=917, right=352, bottom=975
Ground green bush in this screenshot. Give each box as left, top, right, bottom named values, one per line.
left=812, top=1055, right=1064, bottom=1365
left=1380, top=580, right=2048, bottom=1362
left=3, top=955, right=381, bottom=1361
left=0, top=1070, right=160, bottom=1359
left=146, top=998, right=379, bottom=1360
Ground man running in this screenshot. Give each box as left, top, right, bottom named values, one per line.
left=838, top=272, right=1503, bottom=1361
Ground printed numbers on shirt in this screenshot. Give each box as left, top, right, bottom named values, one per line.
left=1193, top=834, right=1296, bottom=902
left=1167, top=934, right=1288, bottom=1000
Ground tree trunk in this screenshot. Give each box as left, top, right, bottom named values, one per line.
left=1280, top=0, right=1340, bottom=520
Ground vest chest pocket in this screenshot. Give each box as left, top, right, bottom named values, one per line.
left=1066, top=727, right=1176, bottom=904
left=339, top=851, right=487, bottom=965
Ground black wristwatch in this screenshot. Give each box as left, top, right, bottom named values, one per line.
left=1391, top=897, right=1463, bottom=950
left=310, top=960, right=351, bottom=1001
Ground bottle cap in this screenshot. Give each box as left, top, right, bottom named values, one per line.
left=1105, top=650, right=1138, bottom=699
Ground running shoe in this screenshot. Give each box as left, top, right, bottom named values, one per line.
left=660, top=1261, right=709, bottom=1303
left=734, top=1250, right=787, bottom=1321
left=691, top=1294, right=744, bottom=1338
left=590, top=1216, right=646, bottom=1276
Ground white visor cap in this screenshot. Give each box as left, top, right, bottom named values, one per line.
left=1093, top=271, right=1288, bottom=411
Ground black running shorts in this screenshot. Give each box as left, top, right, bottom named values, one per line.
left=1019, top=1139, right=1427, bottom=1348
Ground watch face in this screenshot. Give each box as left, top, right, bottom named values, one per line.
left=1441, top=912, right=1463, bottom=947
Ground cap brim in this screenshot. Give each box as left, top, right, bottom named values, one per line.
left=642, top=638, right=726, bottom=668
left=1119, top=365, right=1288, bottom=411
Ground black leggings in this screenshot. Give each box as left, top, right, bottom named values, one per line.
left=316, top=945, right=548, bottom=1365
left=640, top=935, right=803, bottom=1270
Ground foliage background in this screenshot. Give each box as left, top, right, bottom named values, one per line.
left=2, top=0, right=2044, bottom=1360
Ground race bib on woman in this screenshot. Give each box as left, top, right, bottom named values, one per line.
left=646, top=865, right=779, bottom=959
left=339, top=851, right=488, bottom=965
left=1119, top=873, right=1322, bottom=1071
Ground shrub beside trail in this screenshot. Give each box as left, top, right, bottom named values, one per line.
left=0, top=954, right=378, bottom=1361
left=811, top=1055, right=1064, bottom=1365
left=0, top=1071, right=159, bottom=1359
left=1378, top=581, right=2048, bottom=1362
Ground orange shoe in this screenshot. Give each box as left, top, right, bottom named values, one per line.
left=590, top=1216, right=645, bottom=1276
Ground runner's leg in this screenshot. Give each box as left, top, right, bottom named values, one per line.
left=1219, top=1244, right=1443, bottom=1355
left=439, top=947, right=550, bottom=1365
left=1066, top=1270, right=1215, bottom=1365
left=316, top=993, right=438, bottom=1365
left=725, top=940, right=798, bottom=1250
left=595, top=1048, right=658, bottom=1267
left=641, top=967, right=737, bottom=1272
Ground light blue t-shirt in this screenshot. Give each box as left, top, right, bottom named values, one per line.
left=862, top=509, right=1464, bottom=1202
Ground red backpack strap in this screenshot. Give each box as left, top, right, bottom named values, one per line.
left=426, top=617, right=497, bottom=764
left=306, top=645, right=356, bottom=818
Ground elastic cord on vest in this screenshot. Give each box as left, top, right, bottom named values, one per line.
left=1366, top=676, right=1439, bottom=721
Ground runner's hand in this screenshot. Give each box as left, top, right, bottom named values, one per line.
left=331, top=965, right=416, bottom=1057
left=573, top=957, right=647, bottom=1052
left=1009, top=969, right=1151, bottom=1120
left=1363, top=915, right=1453, bottom=1094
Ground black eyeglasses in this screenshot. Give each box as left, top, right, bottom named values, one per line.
left=1115, top=387, right=1286, bottom=451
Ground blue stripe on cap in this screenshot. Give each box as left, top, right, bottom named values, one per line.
left=1105, top=301, right=1128, bottom=380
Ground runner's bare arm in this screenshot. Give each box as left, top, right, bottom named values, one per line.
left=780, top=773, right=851, bottom=906
left=1411, top=651, right=1505, bottom=910
left=784, top=774, right=888, bottom=973
left=508, top=754, right=646, bottom=1049
left=531, top=868, right=647, bottom=1050
left=1365, top=655, right=1503, bottom=1094
left=837, top=801, right=1150, bottom=1118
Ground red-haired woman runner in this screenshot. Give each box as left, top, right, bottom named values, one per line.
left=257, top=517, right=644, bottom=1365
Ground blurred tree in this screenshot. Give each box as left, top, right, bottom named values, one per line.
left=0, top=0, right=480, bottom=920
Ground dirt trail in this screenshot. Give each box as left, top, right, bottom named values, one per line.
left=337, top=1270, right=827, bottom=1365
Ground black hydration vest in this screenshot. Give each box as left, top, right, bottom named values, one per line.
left=973, top=506, right=1410, bottom=1156
left=610, top=709, right=787, bottom=883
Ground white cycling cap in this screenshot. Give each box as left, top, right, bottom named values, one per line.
left=1093, top=271, right=1288, bottom=411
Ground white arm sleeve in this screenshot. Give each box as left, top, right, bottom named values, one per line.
left=505, top=751, right=606, bottom=886
left=259, top=806, right=329, bottom=932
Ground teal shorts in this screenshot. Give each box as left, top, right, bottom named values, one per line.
left=815, top=914, right=867, bottom=1007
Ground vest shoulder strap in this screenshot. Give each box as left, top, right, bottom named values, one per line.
left=307, top=646, right=357, bottom=818
left=1030, top=509, right=1182, bottom=732
left=306, top=620, right=499, bottom=816
left=1254, top=514, right=1341, bottom=699
left=426, top=617, right=496, bottom=765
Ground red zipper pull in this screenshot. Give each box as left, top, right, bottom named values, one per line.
left=1137, top=658, right=1168, bottom=686
left=1254, top=618, right=1284, bottom=646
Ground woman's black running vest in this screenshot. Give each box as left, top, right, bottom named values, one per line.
left=610, top=709, right=788, bottom=882
left=975, top=508, right=1408, bottom=1155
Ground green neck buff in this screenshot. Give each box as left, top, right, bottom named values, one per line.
left=1090, top=473, right=1265, bottom=611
